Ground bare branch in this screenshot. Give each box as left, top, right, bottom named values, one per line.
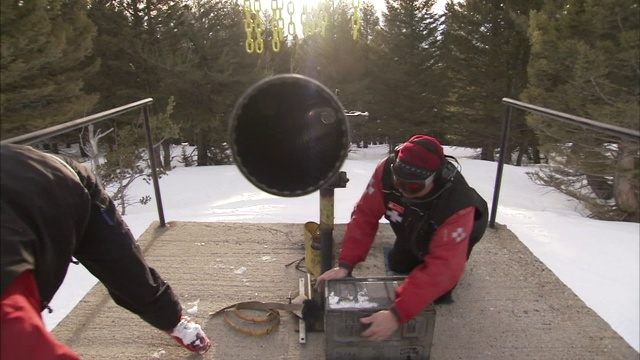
left=589, top=77, right=616, bottom=106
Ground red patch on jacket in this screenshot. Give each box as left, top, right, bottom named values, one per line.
left=387, top=201, right=405, bottom=214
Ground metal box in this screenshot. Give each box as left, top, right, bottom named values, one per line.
left=324, top=276, right=436, bottom=360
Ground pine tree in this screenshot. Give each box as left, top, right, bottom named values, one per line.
left=1, top=0, right=98, bottom=140
left=83, top=0, right=185, bottom=174
left=368, top=0, right=446, bottom=145
left=163, top=0, right=258, bottom=165
left=439, top=0, right=542, bottom=160
left=281, top=1, right=377, bottom=145
left=343, top=1, right=382, bottom=145
left=523, top=0, right=639, bottom=221
left=74, top=0, right=184, bottom=200
left=85, top=0, right=141, bottom=111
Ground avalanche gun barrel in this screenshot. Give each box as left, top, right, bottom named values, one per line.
left=229, top=74, right=350, bottom=197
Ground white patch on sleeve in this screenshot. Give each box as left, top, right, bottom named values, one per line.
left=386, top=209, right=403, bottom=223
left=451, top=228, right=467, bottom=243
left=366, top=178, right=375, bottom=195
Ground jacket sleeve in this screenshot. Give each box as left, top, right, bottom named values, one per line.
left=1, top=271, right=81, bottom=360
left=337, top=160, right=388, bottom=270
left=391, top=206, right=476, bottom=324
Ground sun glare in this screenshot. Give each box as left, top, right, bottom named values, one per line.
left=239, top=0, right=450, bottom=51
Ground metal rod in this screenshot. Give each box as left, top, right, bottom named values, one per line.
left=502, top=98, right=640, bottom=142
left=142, top=105, right=166, bottom=227
left=489, top=106, right=512, bottom=228
left=319, top=187, right=335, bottom=274
left=1, top=98, right=155, bottom=145
left=298, top=277, right=307, bottom=343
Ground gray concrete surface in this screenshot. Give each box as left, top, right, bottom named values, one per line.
left=52, top=222, right=639, bottom=359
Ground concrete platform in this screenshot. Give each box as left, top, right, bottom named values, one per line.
left=52, top=222, right=638, bottom=359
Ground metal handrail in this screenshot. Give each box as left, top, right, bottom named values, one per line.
left=1, top=98, right=166, bottom=227
left=502, top=98, right=640, bottom=141
left=489, top=98, right=640, bottom=228
left=1, top=98, right=154, bottom=145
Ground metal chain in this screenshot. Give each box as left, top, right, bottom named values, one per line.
left=254, top=11, right=264, bottom=54
left=286, top=0, right=296, bottom=36
left=244, top=0, right=255, bottom=53
left=277, top=1, right=285, bottom=38
left=301, top=4, right=327, bottom=37
left=317, top=6, right=327, bottom=36
left=243, top=0, right=339, bottom=53
left=271, top=0, right=284, bottom=52
left=301, top=4, right=313, bottom=36
left=351, top=0, right=361, bottom=40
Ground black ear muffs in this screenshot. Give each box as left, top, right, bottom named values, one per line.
left=440, top=155, right=460, bottom=183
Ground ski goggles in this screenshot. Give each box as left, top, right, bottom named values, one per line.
left=392, top=172, right=436, bottom=195
left=391, top=164, right=437, bottom=196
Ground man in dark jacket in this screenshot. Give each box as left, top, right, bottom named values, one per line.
left=317, top=135, right=488, bottom=342
left=0, top=144, right=211, bottom=359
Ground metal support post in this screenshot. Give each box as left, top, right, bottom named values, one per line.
left=143, top=105, right=166, bottom=227
left=319, top=187, right=335, bottom=275
left=489, top=106, right=512, bottom=228
left=319, top=171, right=349, bottom=274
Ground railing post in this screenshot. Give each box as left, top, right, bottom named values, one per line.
left=489, top=105, right=513, bottom=228
left=142, top=105, right=166, bottom=227
left=319, top=171, right=349, bottom=274
left=319, top=187, right=335, bottom=275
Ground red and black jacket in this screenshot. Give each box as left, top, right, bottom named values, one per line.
left=338, top=156, right=488, bottom=324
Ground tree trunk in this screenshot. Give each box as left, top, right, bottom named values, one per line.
left=388, top=140, right=398, bottom=155
left=480, top=147, right=495, bottom=161
left=162, top=140, right=171, bottom=170
left=532, top=147, right=542, bottom=164
left=515, top=141, right=526, bottom=166
left=614, top=143, right=640, bottom=217
left=586, top=174, right=613, bottom=200
left=196, top=132, right=209, bottom=166
left=118, top=156, right=126, bottom=215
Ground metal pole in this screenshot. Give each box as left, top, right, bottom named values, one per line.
left=319, top=187, right=335, bottom=274
left=489, top=106, right=513, bottom=228
left=142, top=105, right=166, bottom=227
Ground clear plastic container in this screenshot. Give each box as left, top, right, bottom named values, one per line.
left=325, top=276, right=436, bottom=360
